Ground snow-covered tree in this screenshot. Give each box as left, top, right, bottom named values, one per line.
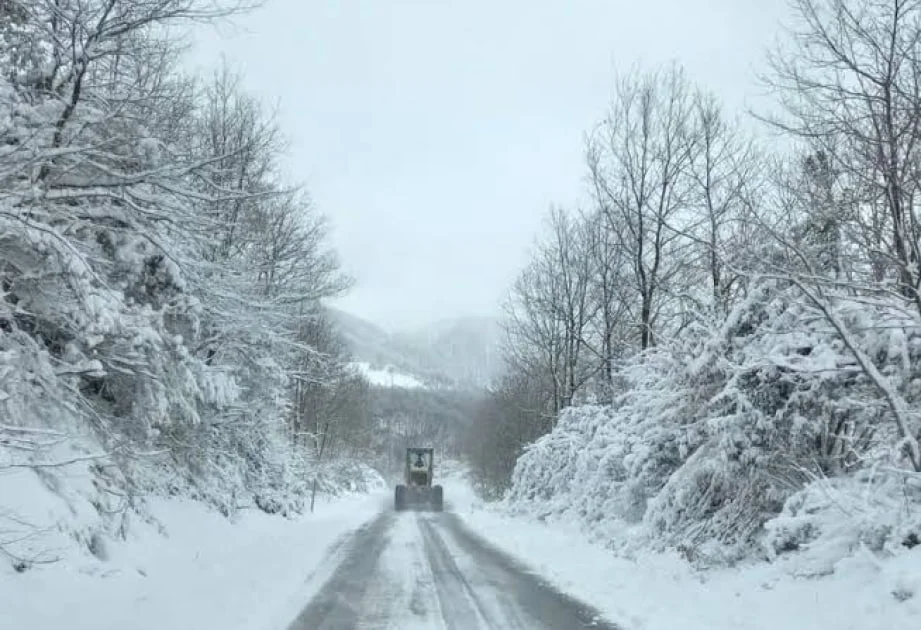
left=485, top=0, right=921, bottom=562
left=0, top=0, right=361, bottom=533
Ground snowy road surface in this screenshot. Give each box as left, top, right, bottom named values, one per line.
left=288, top=508, right=618, bottom=630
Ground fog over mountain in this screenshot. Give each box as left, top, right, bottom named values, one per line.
left=325, top=307, right=504, bottom=390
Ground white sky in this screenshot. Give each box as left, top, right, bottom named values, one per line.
left=189, top=0, right=789, bottom=330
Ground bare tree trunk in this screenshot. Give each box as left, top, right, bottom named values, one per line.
left=310, top=419, right=331, bottom=513
left=588, top=64, right=700, bottom=350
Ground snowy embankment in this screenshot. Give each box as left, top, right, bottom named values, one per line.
left=1, top=463, right=386, bottom=630
left=448, top=289, right=921, bottom=628
left=445, top=471, right=921, bottom=630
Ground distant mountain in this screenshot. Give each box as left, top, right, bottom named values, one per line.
left=325, top=307, right=503, bottom=390
left=325, top=307, right=451, bottom=388
left=348, top=361, right=428, bottom=389
left=392, top=316, right=504, bottom=389
left=325, top=307, right=411, bottom=371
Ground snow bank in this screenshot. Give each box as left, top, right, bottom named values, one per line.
left=0, top=445, right=385, bottom=565
left=763, top=473, right=921, bottom=571
left=1, top=473, right=386, bottom=630
left=446, top=471, right=921, bottom=630
left=0, top=427, right=387, bottom=628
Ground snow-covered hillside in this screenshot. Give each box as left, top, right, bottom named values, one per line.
left=348, top=361, right=427, bottom=389
left=326, top=308, right=417, bottom=375
left=327, top=307, right=502, bottom=390
left=393, top=315, right=504, bottom=389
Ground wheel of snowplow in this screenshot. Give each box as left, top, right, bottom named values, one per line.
left=432, top=485, right=444, bottom=512
left=395, top=484, right=407, bottom=511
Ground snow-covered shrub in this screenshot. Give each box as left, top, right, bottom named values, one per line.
left=762, top=472, right=921, bottom=574
left=505, top=281, right=921, bottom=559
left=507, top=348, right=689, bottom=547
left=309, top=460, right=387, bottom=496
left=652, top=286, right=921, bottom=554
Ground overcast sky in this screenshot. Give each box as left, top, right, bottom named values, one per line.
left=189, top=0, right=789, bottom=331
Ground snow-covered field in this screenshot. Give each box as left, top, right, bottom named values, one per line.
left=349, top=361, right=428, bottom=389
left=444, top=474, right=921, bottom=630
left=1, top=481, right=387, bottom=630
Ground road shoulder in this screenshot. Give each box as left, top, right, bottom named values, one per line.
left=443, top=475, right=921, bottom=630
left=2, top=490, right=386, bottom=630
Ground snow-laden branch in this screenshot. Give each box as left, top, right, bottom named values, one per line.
left=1, top=451, right=111, bottom=469
left=784, top=275, right=921, bottom=472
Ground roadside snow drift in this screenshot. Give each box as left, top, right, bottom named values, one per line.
left=445, top=472, right=921, bottom=630
left=1, top=467, right=386, bottom=630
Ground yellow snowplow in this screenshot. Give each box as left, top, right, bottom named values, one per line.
left=394, top=447, right=443, bottom=511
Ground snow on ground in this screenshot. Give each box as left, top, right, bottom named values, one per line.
left=349, top=361, right=427, bottom=389
left=1, top=477, right=388, bottom=630
left=443, top=473, right=921, bottom=630
left=362, top=511, right=448, bottom=629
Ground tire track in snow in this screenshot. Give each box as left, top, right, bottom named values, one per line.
left=288, top=508, right=620, bottom=629
left=286, top=511, right=396, bottom=630
left=353, top=511, right=445, bottom=629
left=418, top=514, right=496, bottom=629
left=434, top=512, right=617, bottom=629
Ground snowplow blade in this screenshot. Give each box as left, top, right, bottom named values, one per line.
left=395, top=484, right=443, bottom=511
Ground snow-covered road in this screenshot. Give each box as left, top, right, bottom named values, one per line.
left=288, top=508, right=618, bottom=630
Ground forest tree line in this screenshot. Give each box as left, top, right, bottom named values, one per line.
left=0, top=0, right=474, bottom=520
left=467, top=0, right=921, bottom=501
